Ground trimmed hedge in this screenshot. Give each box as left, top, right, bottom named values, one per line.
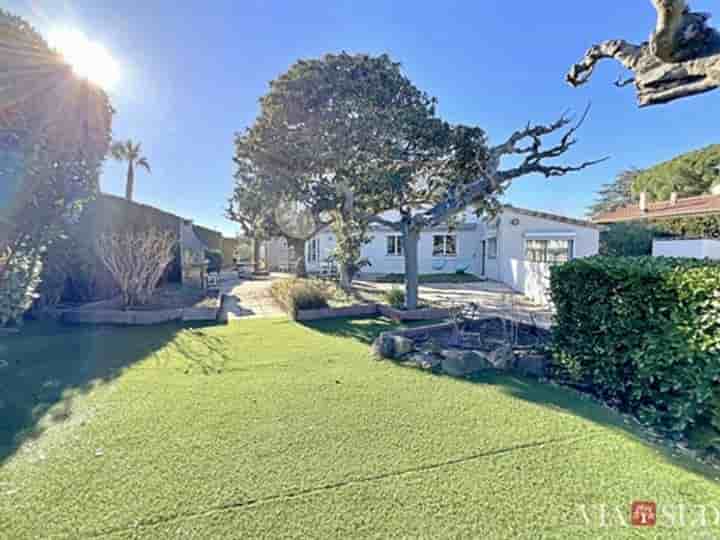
left=551, top=256, right=720, bottom=438
left=269, top=278, right=330, bottom=319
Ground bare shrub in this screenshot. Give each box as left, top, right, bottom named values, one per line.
left=96, top=228, right=177, bottom=307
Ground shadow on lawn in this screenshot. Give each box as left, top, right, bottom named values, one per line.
left=0, top=320, right=194, bottom=465
left=304, top=316, right=720, bottom=481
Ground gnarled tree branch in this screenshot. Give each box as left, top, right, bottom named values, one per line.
left=567, top=1, right=720, bottom=107
left=417, top=110, right=606, bottom=228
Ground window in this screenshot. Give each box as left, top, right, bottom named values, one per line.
left=386, top=235, right=403, bottom=256
left=487, top=237, right=498, bottom=259
left=525, top=239, right=574, bottom=263
left=307, top=238, right=320, bottom=263
left=432, top=235, right=457, bottom=257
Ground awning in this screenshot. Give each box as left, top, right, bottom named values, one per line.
left=523, top=231, right=577, bottom=239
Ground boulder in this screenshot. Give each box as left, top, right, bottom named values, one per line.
left=406, top=351, right=442, bottom=371
left=485, top=345, right=515, bottom=370
left=392, top=336, right=415, bottom=357
left=440, top=350, right=492, bottom=377
left=372, top=334, right=415, bottom=360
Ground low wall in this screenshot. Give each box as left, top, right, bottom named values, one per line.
left=294, top=303, right=450, bottom=322
left=295, top=304, right=379, bottom=321
left=377, top=305, right=451, bottom=322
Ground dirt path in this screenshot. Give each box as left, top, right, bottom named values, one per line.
left=219, top=273, right=286, bottom=320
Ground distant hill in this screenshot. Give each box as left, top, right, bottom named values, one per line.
left=633, top=144, right=720, bottom=201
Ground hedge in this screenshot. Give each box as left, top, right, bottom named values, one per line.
left=550, top=256, right=720, bottom=439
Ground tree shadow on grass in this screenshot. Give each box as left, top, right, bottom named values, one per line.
left=0, top=319, right=198, bottom=465
left=304, top=316, right=720, bottom=482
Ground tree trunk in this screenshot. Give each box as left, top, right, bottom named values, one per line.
left=403, top=225, right=420, bottom=310
left=339, top=262, right=352, bottom=292
left=252, top=236, right=262, bottom=274
left=287, top=237, right=307, bottom=277
left=125, top=161, right=135, bottom=201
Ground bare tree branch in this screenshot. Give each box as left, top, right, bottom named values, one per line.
left=567, top=1, right=720, bottom=107
left=415, top=110, right=606, bottom=228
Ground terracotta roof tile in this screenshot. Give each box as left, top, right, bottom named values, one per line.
left=592, top=194, right=720, bottom=223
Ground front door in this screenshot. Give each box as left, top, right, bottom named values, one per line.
left=480, top=240, right=486, bottom=277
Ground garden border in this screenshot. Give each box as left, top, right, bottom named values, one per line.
left=294, top=303, right=451, bottom=322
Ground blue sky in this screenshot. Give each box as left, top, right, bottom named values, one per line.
left=8, top=0, right=719, bottom=236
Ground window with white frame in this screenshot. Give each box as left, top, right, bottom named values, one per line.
left=307, top=238, right=320, bottom=263
left=386, top=235, right=403, bottom=256
left=432, top=235, right=457, bottom=257
left=525, top=239, right=574, bottom=263
left=487, top=237, right=498, bottom=259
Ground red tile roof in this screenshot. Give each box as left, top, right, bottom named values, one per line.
left=592, top=194, right=720, bottom=224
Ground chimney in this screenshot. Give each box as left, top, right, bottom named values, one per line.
left=639, top=192, right=648, bottom=213
left=670, top=192, right=678, bottom=205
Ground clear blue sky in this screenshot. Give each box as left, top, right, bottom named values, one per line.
left=9, top=0, right=719, bottom=236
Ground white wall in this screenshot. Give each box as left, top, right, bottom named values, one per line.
left=653, top=239, right=720, bottom=260
left=497, top=209, right=600, bottom=305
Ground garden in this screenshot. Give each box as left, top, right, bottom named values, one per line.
left=3, top=317, right=720, bottom=538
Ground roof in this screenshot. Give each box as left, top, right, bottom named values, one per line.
left=502, top=205, right=601, bottom=230
left=592, top=194, right=720, bottom=224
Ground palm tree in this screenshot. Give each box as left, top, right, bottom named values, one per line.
left=111, top=140, right=151, bottom=201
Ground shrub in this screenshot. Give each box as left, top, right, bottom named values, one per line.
left=96, top=228, right=177, bottom=307
left=551, top=256, right=720, bottom=438
left=384, top=288, right=405, bottom=308
left=0, top=243, right=43, bottom=327
left=205, top=249, right=223, bottom=273
left=269, top=278, right=329, bottom=319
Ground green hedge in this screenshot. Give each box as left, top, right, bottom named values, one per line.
left=551, top=256, right=720, bottom=438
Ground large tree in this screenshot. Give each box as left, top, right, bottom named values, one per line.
left=233, top=53, right=443, bottom=289
left=0, top=9, right=113, bottom=326
left=111, top=139, right=151, bottom=201
left=567, top=0, right=720, bottom=107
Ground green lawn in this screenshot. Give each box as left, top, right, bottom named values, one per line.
left=1, top=318, right=720, bottom=538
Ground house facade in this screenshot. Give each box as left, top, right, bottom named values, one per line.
left=298, top=206, right=600, bottom=305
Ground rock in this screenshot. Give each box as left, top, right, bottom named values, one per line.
left=372, top=335, right=394, bottom=360
left=513, top=352, right=549, bottom=377
left=485, top=345, right=515, bottom=370
left=441, top=350, right=492, bottom=377
left=392, top=336, right=415, bottom=357
left=407, top=352, right=442, bottom=370
left=372, top=334, right=415, bottom=360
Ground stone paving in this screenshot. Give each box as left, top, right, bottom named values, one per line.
left=218, top=271, right=553, bottom=328
left=218, top=272, right=287, bottom=320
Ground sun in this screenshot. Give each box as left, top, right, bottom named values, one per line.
left=47, top=28, right=120, bottom=91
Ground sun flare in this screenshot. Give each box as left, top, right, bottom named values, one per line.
left=47, top=28, right=120, bottom=91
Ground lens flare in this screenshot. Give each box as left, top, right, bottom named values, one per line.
left=47, top=28, right=120, bottom=91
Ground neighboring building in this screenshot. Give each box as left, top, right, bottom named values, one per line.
left=593, top=189, right=720, bottom=261
left=593, top=188, right=720, bottom=225
left=300, top=205, right=600, bottom=305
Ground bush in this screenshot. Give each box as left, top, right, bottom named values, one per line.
left=384, top=288, right=405, bottom=308
left=269, top=278, right=330, bottom=319
left=551, top=256, right=720, bottom=438
left=599, top=222, right=655, bottom=256
left=205, top=249, right=223, bottom=273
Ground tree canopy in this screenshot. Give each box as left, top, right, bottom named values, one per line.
left=587, top=168, right=640, bottom=217
left=632, top=144, right=720, bottom=200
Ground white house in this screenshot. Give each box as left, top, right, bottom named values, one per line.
left=299, top=205, right=600, bottom=305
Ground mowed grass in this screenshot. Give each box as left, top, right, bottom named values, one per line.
left=1, top=318, right=720, bottom=539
